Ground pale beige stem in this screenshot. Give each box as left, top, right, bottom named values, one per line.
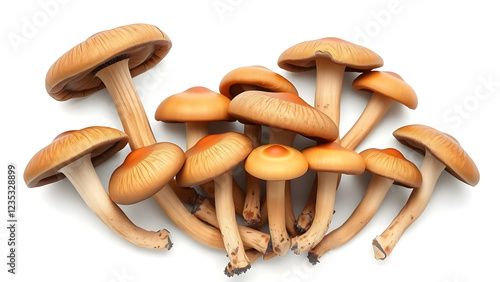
left=186, top=122, right=210, bottom=150
left=59, top=154, right=171, bottom=249
left=214, top=171, right=250, bottom=271
left=309, top=175, right=393, bottom=263
left=295, top=178, right=317, bottom=233
left=243, top=124, right=262, bottom=225
left=267, top=180, right=291, bottom=256
left=225, top=249, right=262, bottom=277
left=373, top=151, right=446, bottom=260
left=340, top=93, right=393, bottom=150
left=292, top=172, right=339, bottom=254
left=314, top=56, right=346, bottom=127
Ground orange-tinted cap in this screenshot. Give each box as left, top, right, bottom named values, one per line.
left=301, top=142, right=365, bottom=174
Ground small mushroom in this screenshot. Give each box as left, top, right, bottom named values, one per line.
left=341, top=71, right=418, bottom=150
left=245, top=145, right=308, bottom=256
left=220, top=66, right=299, bottom=225
left=177, top=132, right=254, bottom=274
left=291, top=142, right=365, bottom=254
left=372, top=125, right=480, bottom=260
left=308, top=148, right=422, bottom=264
left=23, top=126, right=172, bottom=249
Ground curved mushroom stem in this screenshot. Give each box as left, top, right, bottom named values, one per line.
left=214, top=171, right=250, bottom=272
left=340, top=93, right=393, bottom=150
left=243, top=124, right=262, bottom=225
left=291, top=172, right=339, bottom=254
left=373, top=151, right=446, bottom=260
left=58, top=154, right=171, bottom=250
left=315, top=56, right=346, bottom=127
left=295, top=178, right=317, bottom=233
left=308, top=175, right=393, bottom=264
left=267, top=180, right=291, bottom=256
left=225, top=249, right=262, bottom=277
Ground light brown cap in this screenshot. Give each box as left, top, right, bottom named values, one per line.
left=24, top=127, right=128, bottom=188
left=228, top=91, right=338, bottom=141
left=177, top=132, right=253, bottom=186
left=301, top=142, right=365, bottom=174
left=46, top=23, right=172, bottom=101
left=360, top=148, right=422, bottom=188
left=155, top=86, right=234, bottom=123
left=353, top=71, right=418, bottom=109
left=278, top=37, right=383, bottom=73
left=109, top=142, right=185, bottom=205
left=245, top=144, right=308, bottom=181
left=393, top=125, right=480, bottom=186
left=219, top=65, right=298, bottom=99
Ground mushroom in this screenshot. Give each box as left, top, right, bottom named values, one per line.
left=177, top=132, right=254, bottom=274
left=340, top=71, right=418, bottom=150
left=245, top=144, right=308, bottom=256
left=23, top=126, right=172, bottom=249
left=291, top=142, right=365, bottom=254
left=372, top=125, right=480, bottom=260
left=308, top=148, right=422, bottom=264
left=220, top=65, right=299, bottom=225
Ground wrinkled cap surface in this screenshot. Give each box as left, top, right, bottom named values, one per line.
left=393, top=124, right=480, bottom=186
left=109, top=142, right=185, bottom=205
left=353, top=71, right=418, bottom=109
left=219, top=65, right=298, bottom=99
left=46, top=23, right=171, bottom=101
left=245, top=144, right=308, bottom=181
left=24, top=126, right=128, bottom=188
left=360, top=148, right=422, bottom=188
left=278, top=37, right=383, bottom=72
left=302, top=142, right=365, bottom=174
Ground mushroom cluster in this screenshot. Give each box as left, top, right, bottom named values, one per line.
left=25, top=23, right=480, bottom=277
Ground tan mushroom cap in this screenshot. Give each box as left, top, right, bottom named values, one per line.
left=24, top=127, right=128, bottom=188
left=352, top=71, right=418, bottom=109
left=360, top=148, right=422, bottom=188
left=278, top=37, right=383, bottom=73
left=228, top=91, right=338, bottom=141
left=219, top=65, right=299, bottom=99
left=393, top=125, right=480, bottom=186
left=177, top=132, right=253, bottom=186
left=46, top=23, right=172, bottom=101
left=109, top=142, right=185, bottom=205
left=155, top=86, right=234, bottom=123
left=301, top=142, right=365, bottom=175
left=245, top=144, right=308, bottom=181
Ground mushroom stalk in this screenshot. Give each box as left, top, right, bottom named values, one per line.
left=243, top=124, right=262, bottom=225
left=95, top=58, right=156, bottom=149
left=214, top=171, right=251, bottom=271
left=186, top=122, right=210, bottom=150
left=292, top=172, right=339, bottom=254
left=373, top=151, right=446, bottom=260
left=308, top=175, right=394, bottom=263
left=314, top=57, right=346, bottom=127
left=295, top=179, right=317, bottom=233
left=267, top=180, right=291, bottom=256
left=58, top=154, right=171, bottom=249
left=340, top=93, right=393, bottom=150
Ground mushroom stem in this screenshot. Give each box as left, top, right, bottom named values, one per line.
left=243, top=125, right=262, bottom=225
left=291, top=172, right=339, bottom=254
left=373, top=151, right=446, bottom=260
left=314, top=57, right=346, bottom=127
left=295, top=178, right=317, bottom=233
left=95, top=58, right=156, bottom=149
left=58, top=154, right=171, bottom=249
left=186, top=122, right=210, bottom=150
left=340, top=93, right=393, bottom=150
left=267, top=180, right=291, bottom=256
left=225, top=249, right=262, bottom=277
left=214, top=170, right=250, bottom=271
left=308, top=175, right=394, bottom=264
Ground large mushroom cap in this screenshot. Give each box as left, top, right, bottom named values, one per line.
left=393, top=125, right=480, bottom=186
left=219, top=65, right=298, bottom=99
left=301, top=142, right=365, bottom=175
left=245, top=144, right=308, bottom=181
left=24, top=127, right=128, bottom=188
left=155, top=86, right=234, bottom=123
left=353, top=71, right=418, bottom=109
left=278, top=37, right=383, bottom=73
left=177, top=132, right=253, bottom=186
left=228, top=91, right=338, bottom=141
left=109, top=142, right=185, bottom=205
left=360, top=148, right=422, bottom=188
left=46, top=23, right=172, bottom=101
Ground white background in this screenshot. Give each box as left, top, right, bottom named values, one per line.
left=1, top=0, right=499, bottom=281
